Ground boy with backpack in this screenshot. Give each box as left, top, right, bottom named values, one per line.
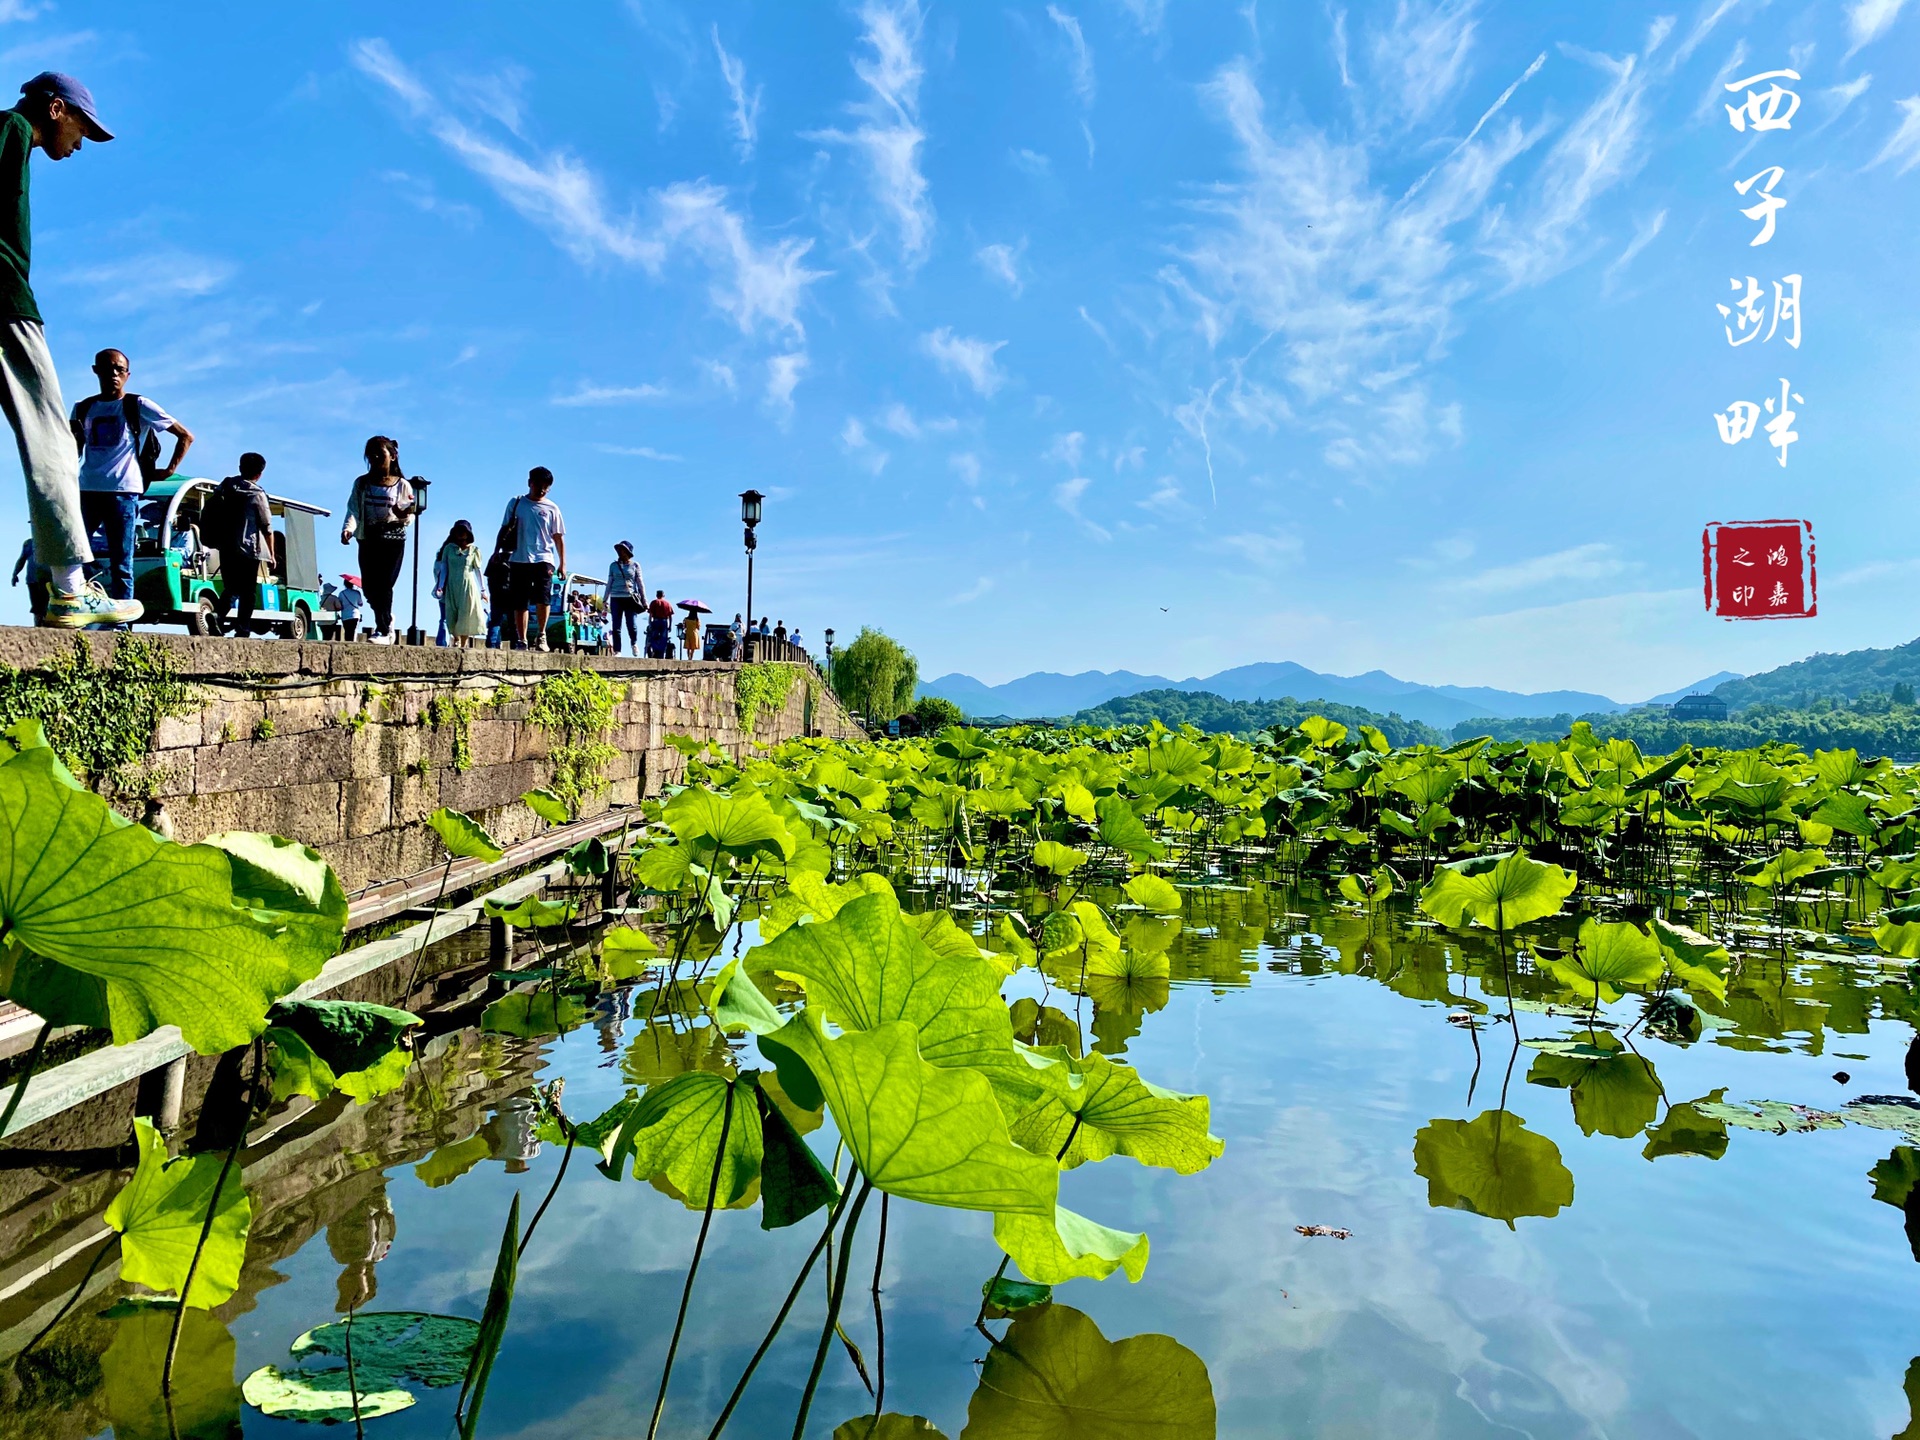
left=70, top=346, right=192, bottom=607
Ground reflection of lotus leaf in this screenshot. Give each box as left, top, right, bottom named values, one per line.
left=481, top=990, right=587, bottom=1038
left=959, top=1303, right=1215, bottom=1438
left=1412, top=1111, right=1574, bottom=1228
left=1525, top=1033, right=1662, bottom=1139
left=1870, top=1146, right=1920, bottom=1207
left=834, top=1416, right=951, bottom=1440
left=1845, top=1096, right=1920, bottom=1144
left=103, top=1300, right=240, bottom=1440
left=1642, top=1096, right=1730, bottom=1161
left=1693, top=1098, right=1845, bottom=1133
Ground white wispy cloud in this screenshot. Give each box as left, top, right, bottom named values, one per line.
left=713, top=28, right=761, bottom=159
left=949, top=575, right=994, bottom=604
left=352, top=38, right=822, bottom=339
left=1217, top=530, right=1304, bottom=569
left=921, top=328, right=1008, bottom=396
left=1847, top=0, right=1908, bottom=58
left=949, top=452, right=982, bottom=484
left=1453, top=542, right=1628, bottom=595
left=976, top=240, right=1026, bottom=295
left=841, top=415, right=889, bottom=472
left=1046, top=431, right=1085, bottom=467
left=1053, top=475, right=1110, bottom=539
left=596, top=444, right=684, bottom=461
left=1818, top=74, right=1873, bottom=131
left=1365, top=0, right=1479, bottom=130
left=382, top=169, right=481, bottom=225
left=1012, top=148, right=1052, bottom=176
left=1112, top=0, right=1166, bottom=33
left=1604, top=208, right=1666, bottom=285
left=810, top=1, right=933, bottom=274
left=552, top=382, right=668, bottom=406
left=57, top=251, right=236, bottom=312
left=764, top=351, right=808, bottom=421
left=1048, top=6, right=1096, bottom=108
left=1871, top=96, right=1920, bottom=173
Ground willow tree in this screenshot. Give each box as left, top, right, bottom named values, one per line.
left=833, top=628, right=918, bottom=721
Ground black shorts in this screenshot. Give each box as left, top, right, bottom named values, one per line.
left=510, top=561, right=555, bottom=607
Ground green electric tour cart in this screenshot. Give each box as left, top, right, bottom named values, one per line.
left=131, top=478, right=333, bottom=638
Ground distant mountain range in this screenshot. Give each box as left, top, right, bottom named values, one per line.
left=920, top=661, right=1741, bottom=731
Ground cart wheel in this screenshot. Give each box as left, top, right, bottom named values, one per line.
left=185, top=593, right=221, bottom=636
left=288, top=601, right=312, bottom=641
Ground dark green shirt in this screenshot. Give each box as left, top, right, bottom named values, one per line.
left=0, top=110, right=39, bottom=324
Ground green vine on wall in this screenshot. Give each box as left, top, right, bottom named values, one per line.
left=428, top=693, right=484, bottom=773
left=0, top=636, right=197, bottom=788
left=528, top=667, right=620, bottom=817
left=736, top=662, right=800, bottom=733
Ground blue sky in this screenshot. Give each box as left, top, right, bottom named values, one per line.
left=2, top=0, right=1916, bottom=699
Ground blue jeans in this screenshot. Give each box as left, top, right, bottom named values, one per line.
left=80, top=491, right=138, bottom=601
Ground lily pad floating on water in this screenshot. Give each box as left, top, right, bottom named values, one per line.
left=242, top=1311, right=481, bottom=1422
left=1843, top=1094, right=1920, bottom=1143
left=1693, top=1098, right=1846, bottom=1133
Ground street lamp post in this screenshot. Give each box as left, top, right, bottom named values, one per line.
left=739, top=489, right=763, bottom=662
left=405, top=476, right=432, bottom=645
left=823, top=628, right=835, bottom=688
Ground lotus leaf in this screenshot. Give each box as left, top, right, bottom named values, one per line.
left=765, top=1013, right=1057, bottom=1215
left=481, top=895, right=577, bottom=928
left=1525, top=1032, right=1661, bottom=1138
left=105, top=1117, right=252, bottom=1308
left=711, top=956, right=788, bottom=1034
left=268, top=998, right=419, bottom=1076
left=1412, top=1110, right=1573, bottom=1227
left=959, top=1303, right=1215, bottom=1439
left=563, top=835, right=612, bottom=876
left=1541, top=920, right=1665, bottom=1004
left=1693, top=1097, right=1844, bottom=1133
left=102, top=1299, right=241, bottom=1440
left=993, top=1204, right=1150, bottom=1283
left=1844, top=1095, right=1920, bottom=1143
left=600, top=1071, right=762, bottom=1209
left=983, top=1275, right=1054, bottom=1312
left=1651, top=916, right=1731, bottom=1002
left=415, top=1133, right=493, bottom=1188
left=1009, top=996, right=1083, bottom=1056
left=746, top=891, right=1015, bottom=1075
left=1033, top=839, right=1088, bottom=877
left=481, top=990, right=588, bottom=1037
left=1871, top=1146, right=1920, bottom=1207
left=1739, top=846, right=1827, bottom=890
left=758, top=870, right=897, bottom=941
left=242, top=1311, right=481, bottom=1422
left=751, top=1075, right=838, bottom=1229
left=1122, top=874, right=1182, bottom=913
left=907, top=908, right=991, bottom=960
left=1008, top=1052, right=1222, bottom=1174
left=602, top=925, right=661, bottom=955
left=427, top=807, right=505, bottom=862
left=0, top=741, right=341, bottom=1053
left=1060, top=780, right=1098, bottom=822
left=1641, top=1094, right=1731, bottom=1161
left=834, top=1417, right=950, bottom=1440
left=1095, top=794, right=1164, bottom=863
left=459, top=1195, right=519, bottom=1439
left=522, top=788, right=570, bottom=823
left=1419, top=851, right=1576, bottom=933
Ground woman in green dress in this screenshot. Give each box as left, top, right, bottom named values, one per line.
left=437, top=519, right=486, bottom=647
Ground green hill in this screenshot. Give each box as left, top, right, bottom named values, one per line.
left=1451, top=693, right=1920, bottom=758
left=1711, top=636, right=1920, bottom=710
left=1073, top=689, right=1447, bottom=747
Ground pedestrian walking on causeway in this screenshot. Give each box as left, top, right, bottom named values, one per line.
left=336, top=574, right=366, bottom=641
left=0, top=72, right=140, bottom=627
left=340, top=435, right=419, bottom=638
left=497, top=466, right=565, bottom=651
left=437, top=519, right=486, bottom=648
left=70, top=346, right=191, bottom=610
left=607, top=540, right=642, bottom=655
left=484, top=542, right=512, bottom=649
left=679, top=607, right=701, bottom=660
left=205, top=452, right=274, bottom=636
left=645, top=588, right=674, bottom=659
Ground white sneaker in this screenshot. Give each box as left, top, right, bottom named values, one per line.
left=535, top=635, right=550, bottom=652
left=41, top=582, right=143, bottom=629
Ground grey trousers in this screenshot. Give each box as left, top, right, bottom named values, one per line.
left=0, top=318, right=90, bottom=571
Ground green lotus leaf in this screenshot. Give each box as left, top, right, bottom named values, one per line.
left=1813, top=792, right=1877, bottom=837
left=1871, top=1146, right=1920, bottom=1207
left=1843, top=1096, right=1920, bottom=1143
left=599, top=1071, right=763, bottom=1209
left=1007, top=1052, right=1222, bottom=1174
left=1298, top=715, right=1347, bottom=749
left=757, top=870, right=896, bottom=941
left=415, top=1133, right=492, bottom=1188
left=563, top=835, right=612, bottom=876
left=751, top=1074, right=838, bottom=1230
left=0, top=743, right=339, bottom=1053
left=764, top=1013, right=1057, bottom=1216
left=105, top=1117, right=252, bottom=1308
left=1692, top=1097, right=1845, bottom=1133
left=243, top=1310, right=483, bottom=1421
left=1876, top=920, right=1920, bottom=960
left=202, top=830, right=350, bottom=976
left=664, top=786, right=797, bottom=862
left=1095, top=794, right=1165, bottom=863
left=1651, top=916, right=1730, bottom=1002
left=481, top=990, right=588, bottom=1037
left=982, top=1275, right=1054, bottom=1312
left=634, top=842, right=697, bottom=894
left=522, top=788, right=571, bottom=824
left=993, top=1204, right=1149, bottom=1284
left=1084, top=944, right=1170, bottom=981
left=268, top=998, right=419, bottom=1076
left=241, top=1365, right=417, bottom=1422
left=602, top=925, right=661, bottom=955
left=1643, top=1093, right=1731, bottom=1161
left=1060, top=780, right=1098, bottom=822
left=481, top=896, right=577, bottom=929
left=1008, top=997, right=1083, bottom=1057
left=711, top=957, right=788, bottom=1035
left=1525, top=1032, right=1661, bottom=1138
left=426, top=807, right=506, bottom=862
left=959, top=1303, right=1215, bottom=1439
left=1122, top=874, right=1182, bottom=913
left=0, top=945, right=108, bottom=1031
left=102, top=1299, right=241, bottom=1440
left=1739, top=846, right=1827, bottom=890
left=1419, top=851, right=1576, bottom=933
left=906, top=909, right=990, bottom=961
left=833, top=1417, right=950, bottom=1440
left=1541, top=920, right=1665, bottom=1004
left=746, top=891, right=1015, bottom=1075
left=335, top=1044, right=413, bottom=1102
left=1412, top=1110, right=1573, bottom=1228
left=1033, top=840, right=1088, bottom=877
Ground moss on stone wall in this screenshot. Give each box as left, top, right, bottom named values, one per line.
left=737, top=662, right=799, bottom=733
left=528, top=667, right=620, bottom=815
left=0, top=636, right=197, bottom=786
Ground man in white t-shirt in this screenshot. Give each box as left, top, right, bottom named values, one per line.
left=498, top=466, right=565, bottom=650
left=69, top=347, right=192, bottom=605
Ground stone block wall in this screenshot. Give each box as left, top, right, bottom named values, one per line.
left=0, top=630, right=861, bottom=893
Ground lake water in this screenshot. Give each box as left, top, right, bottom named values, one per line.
left=11, top=876, right=1920, bottom=1439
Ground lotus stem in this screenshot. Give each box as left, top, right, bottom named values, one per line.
left=870, top=1193, right=889, bottom=1420
left=402, top=855, right=456, bottom=997
left=648, top=1078, right=735, bottom=1440
left=0, top=1017, right=52, bottom=1140
left=519, top=1120, right=578, bottom=1259
left=791, top=1176, right=875, bottom=1440
left=22, top=1228, right=116, bottom=1354
left=703, top=1175, right=857, bottom=1440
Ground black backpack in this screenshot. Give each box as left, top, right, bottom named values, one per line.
left=76, top=393, right=165, bottom=490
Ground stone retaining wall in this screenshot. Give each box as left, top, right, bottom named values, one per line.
left=0, top=629, right=861, bottom=892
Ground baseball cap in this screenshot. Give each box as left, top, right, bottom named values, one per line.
left=21, top=72, right=112, bottom=142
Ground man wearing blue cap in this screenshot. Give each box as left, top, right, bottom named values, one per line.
left=0, top=71, right=140, bottom=627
